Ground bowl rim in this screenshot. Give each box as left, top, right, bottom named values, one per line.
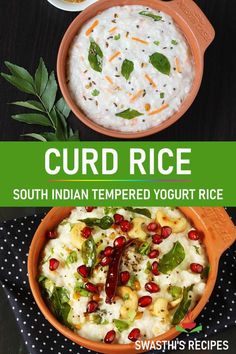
left=57, top=0, right=214, bottom=139
left=28, top=206, right=234, bottom=353
left=47, top=0, right=97, bottom=12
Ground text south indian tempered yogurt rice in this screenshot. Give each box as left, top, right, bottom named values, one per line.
left=67, top=6, right=195, bottom=132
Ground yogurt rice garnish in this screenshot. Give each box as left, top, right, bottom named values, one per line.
left=67, top=6, right=195, bottom=132
left=39, top=207, right=208, bottom=344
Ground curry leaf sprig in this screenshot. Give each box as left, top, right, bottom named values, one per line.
left=1, top=59, right=80, bottom=141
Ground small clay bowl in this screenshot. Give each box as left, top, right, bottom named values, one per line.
left=57, top=0, right=215, bottom=139
left=28, top=207, right=235, bottom=354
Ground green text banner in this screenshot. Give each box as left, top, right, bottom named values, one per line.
left=0, top=142, right=235, bottom=206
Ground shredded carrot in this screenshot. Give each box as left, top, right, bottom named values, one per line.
left=148, top=103, right=169, bottom=116
left=130, top=89, right=144, bottom=103
left=132, top=37, right=149, bottom=44
left=145, top=74, right=157, bottom=88
left=105, top=76, right=113, bottom=84
left=108, top=51, right=121, bottom=62
left=144, top=103, right=151, bottom=111
left=109, top=26, right=117, bottom=33
left=85, top=20, right=99, bottom=36
left=175, top=57, right=182, bottom=73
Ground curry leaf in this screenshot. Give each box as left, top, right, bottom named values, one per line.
left=149, top=52, right=171, bottom=75
left=12, top=113, right=52, bottom=127
left=125, top=207, right=151, bottom=218
left=1, top=73, right=35, bottom=94
left=55, top=97, right=70, bottom=118
left=11, top=100, right=44, bottom=112
left=88, top=39, right=103, bottom=73
left=172, top=286, right=193, bottom=325
left=4, top=61, right=34, bottom=84
left=158, top=241, right=185, bottom=274
left=39, top=280, right=72, bottom=329
left=49, top=287, right=72, bottom=328
left=139, top=11, right=162, bottom=21
left=22, top=133, right=47, bottom=142
left=121, top=59, right=134, bottom=80
left=41, top=71, right=58, bottom=112
left=40, top=132, right=58, bottom=141
left=1, top=59, right=79, bottom=140
left=115, top=108, right=143, bottom=119
left=81, top=236, right=97, bottom=268
left=35, top=58, right=48, bottom=96
left=68, top=130, right=80, bottom=141
left=80, top=216, right=113, bottom=230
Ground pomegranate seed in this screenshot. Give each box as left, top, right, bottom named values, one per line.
left=120, top=220, right=132, bottom=232
left=148, top=249, right=159, bottom=259
left=87, top=300, right=98, bottom=313
left=188, top=229, right=200, bottom=241
left=120, top=271, right=130, bottom=285
left=104, top=246, right=114, bottom=257
left=100, top=256, right=112, bottom=266
left=152, top=261, right=160, bottom=276
left=161, top=226, right=172, bottom=239
left=85, top=207, right=95, bottom=212
left=85, top=282, right=98, bottom=293
left=190, top=263, right=203, bottom=273
left=138, top=295, right=152, bottom=307
left=81, top=226, right=92, bottom=239
left=49, top=258, right=59, bottom=271
left=47, top=230, right=57, bottom=239
left=114, top=213, right=124, bottom=224
left=145, top=282, right=160, bottom=293
left=77, top=265, right=89, bottom=278
left=104, top=330, right=116, bottom=344
left=128, top=328, right=141, bottom=342
left=114, top=236, right=126, bottom=248
left=152, top=234, right=163, bottom=244
left=147, top=222, right=158, bottom=232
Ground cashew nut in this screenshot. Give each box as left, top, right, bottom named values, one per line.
left=152, top=298, right=170, bottom=323
left=71, top=222, right=86, bottom=250
left=117, top=286, right=138, bottom=320
left=128, top=217, right=148, bottom=241
left=156, top=210, right=187, bottom=233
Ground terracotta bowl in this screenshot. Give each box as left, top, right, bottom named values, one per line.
left=57, top=0, right=215, bottom=139
left=28, top=207, right=236, bottom=354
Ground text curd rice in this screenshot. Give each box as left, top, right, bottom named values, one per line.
left=39, top=207, right=208, bottom=344
left=67, top=6, right=195, bottom=132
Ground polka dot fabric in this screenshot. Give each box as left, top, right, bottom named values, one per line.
left=0, top=212, right=235, bottom=354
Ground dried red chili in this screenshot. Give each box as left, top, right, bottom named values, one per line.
left=105, top=239, right=136, bottom=303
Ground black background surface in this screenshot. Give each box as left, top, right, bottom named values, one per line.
left=0, top=0, right=236, bottom=141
